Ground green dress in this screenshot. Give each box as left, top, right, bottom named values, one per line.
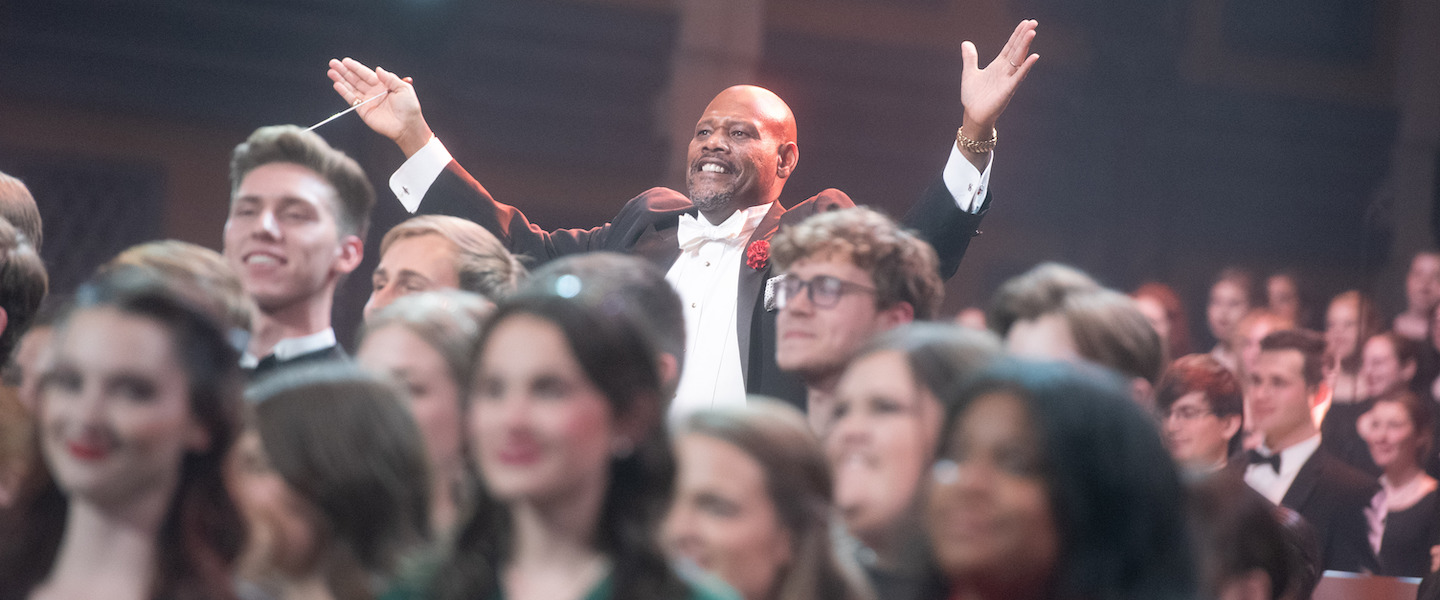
left=378, top=563, right=740, bottom=600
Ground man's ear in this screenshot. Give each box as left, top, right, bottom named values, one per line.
left=333, top=234, right=365, bottom=275
left=878, top=301, right=915, bottom=330
left=0, top=307, right=9, bottom=343
left=1130, top=378, right=1155, bottom=412
left=656, top=352, right=680, bottom=397
left=775, top=141, right=798, bottom=180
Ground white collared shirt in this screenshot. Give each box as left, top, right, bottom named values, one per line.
left=1245, top=433, right=1322, bottom=505
left=665, top=204, right=772, bottom=421
left=239, top=328, right=337, bottom=368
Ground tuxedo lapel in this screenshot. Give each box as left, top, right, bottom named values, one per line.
left=1281, top=451, right=1323, bottom=511
left=628, top=210, right=690, bottom=271
left=735, top=202, right=787, bottom=381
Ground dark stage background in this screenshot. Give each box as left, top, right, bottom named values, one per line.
left=0, top=0, right=1432, bottom=350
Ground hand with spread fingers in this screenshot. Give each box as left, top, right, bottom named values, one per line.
left=326, top=57, right=434, bottom=157
left=957, top=19, right=1040, bottom=169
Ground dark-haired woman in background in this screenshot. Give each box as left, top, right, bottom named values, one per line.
left=231, top=365, right=432, bottom=600
left=925, top=360, right=1196, bottom=600
left=664, top=401, right=871, bottom=600
left=1361, top=392, right=1439, bottom=577
left=0, top=271, right=246, bottom=600
left=414, top=293, right=733, bottom=600
left=1132, top=282, right=1192, bottom=364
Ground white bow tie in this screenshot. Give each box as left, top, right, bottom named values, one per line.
left=677, top=212, right=747, bottom=251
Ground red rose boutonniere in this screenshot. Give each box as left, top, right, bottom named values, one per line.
left=746, top=240, right=770, bottom=270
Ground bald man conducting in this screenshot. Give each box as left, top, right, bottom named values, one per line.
left=328, top=20, right=1039, bottom=413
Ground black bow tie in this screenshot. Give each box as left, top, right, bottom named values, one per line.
left=1247, top=450, right=1282, bottom=474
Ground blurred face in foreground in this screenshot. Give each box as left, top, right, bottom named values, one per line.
left=663, top=433, right=792, bottom=600
left=927, top=391, right=1058, bottom=597
left=827, top=350, right=941, bottom=548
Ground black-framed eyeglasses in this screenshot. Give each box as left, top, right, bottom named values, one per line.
left=775, top=273, right=877, bottom=309
left=1157, top=406, right=1215, bottom=422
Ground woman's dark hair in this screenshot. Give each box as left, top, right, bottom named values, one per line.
left=432, top=293, right=686, bottom=600
left=853, top=323, right=1001, bottom=405
left=935, top=360, right=1197, bottom=600
left=1189, top=475, right=1313, bottom=600
left=1133, top=282, right=1193, bottom=362
left=245, top=364, right=433, bottom=600
left=1364, top=331, right=1425, bottom=398
left=0, top=268, right=245, bottom=600
left=678, top=401, right=872, bottom=600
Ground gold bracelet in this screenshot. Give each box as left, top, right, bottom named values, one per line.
left=956, top=126, right=997, bottom=154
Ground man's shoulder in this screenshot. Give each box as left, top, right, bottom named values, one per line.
left=624, top=187, right=694, bottom=212
left=779, top=188, right=855, bottom=224
left=1307, top=447, right=1379, bottom=496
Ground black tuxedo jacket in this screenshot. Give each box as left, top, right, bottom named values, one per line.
left=244, top=343, right=348, bottom=381
left=419, top=161, right=988, bottom=409
left=1228, top=446, right=1380, bottom=573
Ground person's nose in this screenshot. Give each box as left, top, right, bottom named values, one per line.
left=253, top=210, right=281, bottom=240
left=364, top=285, right=397, bottom=321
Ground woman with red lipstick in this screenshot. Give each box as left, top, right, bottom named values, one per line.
left=0, top=270, right=246, bottom=600
left=925, top=360, right=1196, bottom=600
left=411, top=293, right=732, bottom=600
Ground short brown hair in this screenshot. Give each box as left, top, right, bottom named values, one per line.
left=230, top=125, right=375, bottom=240
left=1259, top=329, right=1326, bottom=388
left=380, top=215, right=525, bottom=300
left=0, top=217, right=47, bottom=361
left=0, top=172, right=41, bottom=253
left=1060, top=288, right=1165, bottom=384
left=771, top=207, right=943, bottom=319
left=989, top=262, right=1101, bottom=336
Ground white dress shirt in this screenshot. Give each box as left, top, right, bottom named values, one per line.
left=388, top=137, right=995, bottom=410
left=239, top=328, right=337, bottom=368
left=665, top=204, right=772, bottom=420
left=1244, top=433, right=1322, bottom=505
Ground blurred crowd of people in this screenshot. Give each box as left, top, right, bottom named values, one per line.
left=0, top=18, right=1433, bottom=600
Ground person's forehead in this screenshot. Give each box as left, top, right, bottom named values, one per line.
left=235, top=162, right=338, bottom=208
left=1256, top=348, right=1305, bottom=374
left=1172, top=390, right=1212, bottom=408
left=1411, top=253, right=1440, bottom=272
left=788, top=252, right=868, bottom=279
left=699, top=91, right=789, bottom=130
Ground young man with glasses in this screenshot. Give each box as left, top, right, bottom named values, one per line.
left=769, top=207, right=944, bottom=427
left=1154, top=353, right=1244, bottom=477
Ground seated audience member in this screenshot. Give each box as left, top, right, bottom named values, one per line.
left=0, top=217, right=46, bottom=506
left=232, top=364, right=432, bottom=600
left=1360, top=392, right=1439, bottom=577
left=0, top=171, right=42, bottom=253
left=926, top=360, right=1196, bottom=600
left=1238, top=329, right=1379, bottom=572
left=1132, top=281, right=1193, bottom=363
left=1156, top=354, right=1244, bottom=477
left=985, top=262, right=1099, bottom=337
left=1231, top=310, right=1296, bottom=450
left=665, top=401, right=871, bottom=600
left=516, top=252, right=686, bottom=402
left=222, top=125, right=375, bottom=377
left=0, top=271, right=246, bottom=600
left=100, top=239, right=256, bottom=337
left=1189, top=475, right=1321, bottom=600
left=364, top=214, right=525, bottom=321
left=1207, top=267, right=1256, bottom=373
left=770, top=207, right=944, bottom=428
left=1396, top=251, right=1440, bottom=342
left=1325, top=290, right=1383, bottom=404
left=1266, top=271, right=1309, bottom=330
left=827, top=324, right=1000, bottom=599
left=357, top=290, right=494, bottom=534
left=1001, top=282, right=1164, bottom=408
left=1325, top=332, right=1423, bottom=475
left=407, top=293, right=733, bottom=600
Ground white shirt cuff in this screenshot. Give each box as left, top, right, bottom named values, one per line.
left=388, top=136, right=450, bottom=213
left=941, top=144, right=994, bottom=214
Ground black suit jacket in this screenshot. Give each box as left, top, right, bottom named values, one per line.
left=1229, top=446, right=1380, bottom=573
left=420, top=161, right=988, bottom=409
left=244, top=343, right=348, bottom=382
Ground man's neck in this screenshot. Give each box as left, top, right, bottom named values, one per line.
left=1265, top=424, right=1319, bottom=454
left=248, top=292, right=334, bottom=358
left=698, top=198, right=775, bottom=226
left=804, top=371, right=843, bottom=434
